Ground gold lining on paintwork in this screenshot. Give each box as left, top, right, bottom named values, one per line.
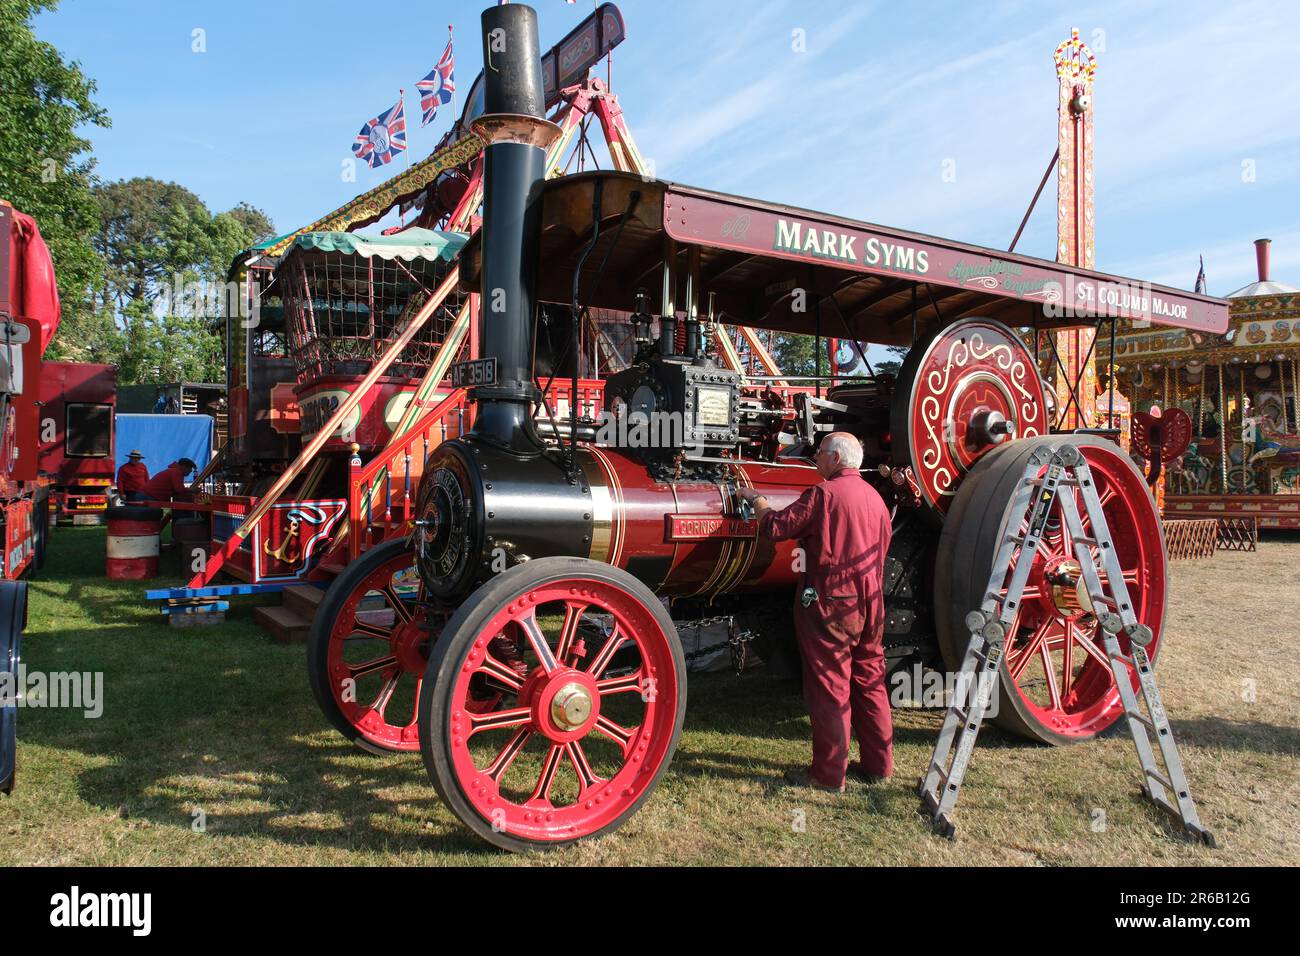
left=579, top=450, right=614, bottom=565
left=712, top=464, right=757, bottom=598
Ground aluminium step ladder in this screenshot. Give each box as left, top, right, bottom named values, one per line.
left=918, top=442, right=1215, bottom=847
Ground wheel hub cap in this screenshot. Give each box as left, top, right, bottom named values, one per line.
left=391, top=619, right=429, bottom=673
left=526, top=669, right=602, bottom=742
left=969, top=407, right=1014, bottom=447
left=550, top=682, right=593, bottom=731
left=1043, top=557, right=1094, bottom=618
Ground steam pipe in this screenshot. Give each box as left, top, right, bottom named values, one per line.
left=469, top=3, right=561, bottom=451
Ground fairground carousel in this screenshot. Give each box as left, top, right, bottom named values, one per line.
left=1102, top=238, right=1300, bottom=529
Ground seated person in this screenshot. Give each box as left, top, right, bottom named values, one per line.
left=130, top=458, right=197, bottom=504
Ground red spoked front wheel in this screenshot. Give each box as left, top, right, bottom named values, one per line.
left=936, top=435, right=1167, bottom=744
left=308, top=539, right=434, bottom=754
left=419, top=557, right=686, bottom=851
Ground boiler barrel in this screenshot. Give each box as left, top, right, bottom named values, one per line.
left=415, top=439, right=824, bottom=604
left=105, top=506, right=163, bottom=580
left=580, top=449, right=822, bottom=598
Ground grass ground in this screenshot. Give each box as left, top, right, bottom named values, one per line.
left=2, top=525, right=1296, bottom=866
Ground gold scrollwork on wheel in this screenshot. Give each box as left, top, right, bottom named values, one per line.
left=912, top=325, right=1046, bottom=505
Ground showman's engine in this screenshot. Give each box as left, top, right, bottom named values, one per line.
left=304, top=3, right=1198, bottom=851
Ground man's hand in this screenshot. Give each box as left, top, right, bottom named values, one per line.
left=739, top=486, right=771, bottom=518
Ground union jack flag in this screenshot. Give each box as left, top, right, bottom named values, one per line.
left=352, top=95, right=407, bottom=169
left=417, top=33, right=455, bottom=127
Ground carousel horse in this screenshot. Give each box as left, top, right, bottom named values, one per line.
left=1132, top=407, right=1193, bottom=493
left=1173, top=445, right=1213, bottom=494
left=1242, top=413, right=1300, bottom=493
left=1246, top=414, right=1300, bottom=466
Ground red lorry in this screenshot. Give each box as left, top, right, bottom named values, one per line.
left=39, top=360, right=117, bottom=524
left=0, top=200, right=59, bottom=579
left=1, top=198, right=61, bottom=792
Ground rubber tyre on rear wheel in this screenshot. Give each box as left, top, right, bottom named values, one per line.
left=935, top=435, right=1167, bottom=745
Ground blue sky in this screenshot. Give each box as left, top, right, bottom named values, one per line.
left=35, top=0, right=1300, bottom=296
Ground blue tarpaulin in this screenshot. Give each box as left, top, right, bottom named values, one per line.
left=114, top=414, right=214, bottom=478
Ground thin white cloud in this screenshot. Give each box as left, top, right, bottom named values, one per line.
left=626, top=0, right=1299, bottom=291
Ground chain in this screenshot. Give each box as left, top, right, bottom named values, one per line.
left=679, top=615, right=756, bottom=675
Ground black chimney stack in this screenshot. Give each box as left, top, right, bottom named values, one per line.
left=470, top=3, right=560, bottom=450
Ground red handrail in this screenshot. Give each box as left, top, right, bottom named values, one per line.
left=348, top=387, right=472, bottom=560
left=346, top=378, right=607, bottom=560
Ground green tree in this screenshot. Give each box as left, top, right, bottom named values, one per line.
left=876, top=344, right=909, bottom=377
left=94, top=177, right=207, bottom=308
left=95, top=178, right=273, bottom=306
left=0, top=0, right=111, bottom=358
left=44, top=308, right=122, bottom=365
left=769, top=334, right=911, bottom=379
left=770, top=333, right=818, bottom=376
left=205, top=206, right=271, bottom=285
left=224, top=202, right=275, bottom=246
left=90, top=178, right=273, bottom=382
left=0, top=4, right=272, bottom=382
left=114, top=300, right=222, bottom=384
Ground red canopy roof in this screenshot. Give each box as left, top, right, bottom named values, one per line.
left=460, top=172, right=1230, bottom=347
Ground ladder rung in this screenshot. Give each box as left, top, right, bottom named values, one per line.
left=1145, top=768, right=1174, bottom=790
left=1125, top=710, right=1156, bottom=731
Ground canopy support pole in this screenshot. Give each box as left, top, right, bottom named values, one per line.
left=1008, top=148, right=1059, bottom=253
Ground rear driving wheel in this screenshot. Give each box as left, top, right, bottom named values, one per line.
left=936, top=435, right=1167, bottom=744
left=420, top=556, right=686, bottom=851
left=308, top=538, right=433, bottom=754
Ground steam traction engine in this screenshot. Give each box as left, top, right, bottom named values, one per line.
left=307, top=5, right=1230, bottom=850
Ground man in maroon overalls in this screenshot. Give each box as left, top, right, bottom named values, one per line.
left=741, top=432, right=894, bottom=791
left=133, top=458, right=197, bottom=504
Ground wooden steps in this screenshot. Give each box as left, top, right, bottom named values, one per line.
left=252, top=584, right=326, bottom=644
left=283, top=584, right=326, bottom=619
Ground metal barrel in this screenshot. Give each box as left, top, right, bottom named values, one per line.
left=105, top=505, right=163, bottom=580
left=171, top=514, right=211, bottom=573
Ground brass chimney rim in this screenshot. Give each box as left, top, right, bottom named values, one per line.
left=471, top=114, right=563, bottom=151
